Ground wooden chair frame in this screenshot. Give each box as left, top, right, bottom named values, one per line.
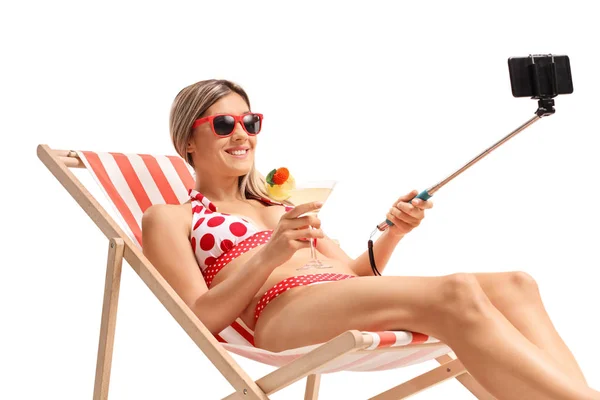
left=37, top=144, right=495, bottom=399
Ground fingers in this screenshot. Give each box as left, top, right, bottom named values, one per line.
left=286, top=214, right=321, bottom=230
left=396, top=201, right=424, bottom=218
left=396, top=192, right=433, bottom=210
left=292, top=240, right=312, bottom=250
left=396, top=190, right=418, bottom=202
left=386, top=211, right=414, bottom=231
left=290, top=227, right=325, bottom=241
left=389, top=206, right=420, bottom=226
left=410, top=198, right=434, bottom=209
left=284, top=201, right=323, bottom=219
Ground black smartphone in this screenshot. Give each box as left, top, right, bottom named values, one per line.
left=508, top=55, right=573, bottom=98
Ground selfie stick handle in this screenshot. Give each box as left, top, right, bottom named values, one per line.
left=375, top=98, right=555, bottom=232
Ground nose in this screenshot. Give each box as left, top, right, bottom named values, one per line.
left=231, top=121, right=249, bottom=140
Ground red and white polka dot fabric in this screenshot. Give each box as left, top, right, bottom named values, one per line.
left=254, top=273, right=357, bottom=323
left=202, top=231, right=272, bottom=287
left=189, top=189, right=294, bottom=286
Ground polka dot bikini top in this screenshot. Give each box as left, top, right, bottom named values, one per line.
left=189, top=189, right=294, bottom=287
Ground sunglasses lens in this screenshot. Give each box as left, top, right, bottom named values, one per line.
left=243, top=113, right=261, bottom=134
left=213, top=115, right=235, bottom=136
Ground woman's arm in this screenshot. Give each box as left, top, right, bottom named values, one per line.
left=349, top=191, right=433, bottom=276
left=315, top=234, right=354, bottom=264
left=349, top=229, right=405, bottom=276
left=316, top=230, right=405, bottom=276
left=314, top=229, right=404, bottom=276
left=192, top=248, right=276, bottom=333
left=142, top=205, right=277, bottom=335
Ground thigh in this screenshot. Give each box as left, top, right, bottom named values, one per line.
left=253, top=275, right=453, bottom=352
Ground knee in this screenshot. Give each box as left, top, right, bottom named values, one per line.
left=437, top=273, right=492, bottom=324
left=508, top=270, right=539, bottom=291
left=506, top=270, right=540, bottom=301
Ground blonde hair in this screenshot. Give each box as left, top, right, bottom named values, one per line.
left=169, top=79, right=281, bottom=203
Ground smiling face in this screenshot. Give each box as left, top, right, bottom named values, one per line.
left=187, top=92, right=257, bottom=180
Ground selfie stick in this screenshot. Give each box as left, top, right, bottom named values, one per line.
left=367, top=54, right=570, bottom=276
left=373, top=97, right=556, bottom=234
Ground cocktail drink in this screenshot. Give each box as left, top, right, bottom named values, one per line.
left=287, top=186, right=334, bottom=207
left=288, top=180, right=337, bottom=270
left=265, top=168, right=337, bottom=271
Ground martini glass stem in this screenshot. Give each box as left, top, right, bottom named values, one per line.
left=310, top=230, right=318, bottom=260
left=289, top=180, right=337, bottom=270
left=307, top=225, right=331, bottom=268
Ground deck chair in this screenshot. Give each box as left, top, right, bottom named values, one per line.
left=37, top=144, right=495, bottom=400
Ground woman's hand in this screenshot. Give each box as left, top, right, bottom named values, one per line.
left=260, top=202, right=325, bottom=267
left=386, top=190, right=434, bottom=238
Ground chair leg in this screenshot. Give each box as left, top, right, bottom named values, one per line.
left=369, top=358, right=466, bottom=399
left=304, top=374, right=321, bottom=400
left=93, top=238, right=124, bottom=400
left=436, top=354, right=495, bottom=400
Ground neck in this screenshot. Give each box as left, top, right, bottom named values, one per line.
left=194, top=169, right=243, bottom=202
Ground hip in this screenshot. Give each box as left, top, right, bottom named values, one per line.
left=240, top=252, right=357, bottom=329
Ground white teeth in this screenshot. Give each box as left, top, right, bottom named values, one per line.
left=228, top=149, right=248, bottom=155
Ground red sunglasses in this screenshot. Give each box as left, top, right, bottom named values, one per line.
left=192, top=112, right=263, bottom=137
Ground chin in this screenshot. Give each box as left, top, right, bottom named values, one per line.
left=228, top=162, right=254, bottom=176
left=221, top=152, right=254, bottom=174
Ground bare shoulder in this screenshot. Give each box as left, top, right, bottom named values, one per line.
left=142, top=203, right=191, bottom=233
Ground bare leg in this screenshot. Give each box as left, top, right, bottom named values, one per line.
left=474, top=271, right=587, bottom=383
left=254, top=274, right=599, bottom=400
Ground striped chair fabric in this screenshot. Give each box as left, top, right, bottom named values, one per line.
left=78, top=150, right=450, bottom=373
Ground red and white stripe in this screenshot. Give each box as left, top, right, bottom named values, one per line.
left=220, top=339, right=451, bottom=373
left=77, top=150, right=450, bottom=373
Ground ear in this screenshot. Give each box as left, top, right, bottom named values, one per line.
left=186, top=138, right=196, bottom=153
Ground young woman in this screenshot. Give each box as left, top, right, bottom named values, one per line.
left=142, top=79, right=599, bottom=400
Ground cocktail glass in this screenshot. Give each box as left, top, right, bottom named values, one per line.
left=287, top=180, right=337, bottom=270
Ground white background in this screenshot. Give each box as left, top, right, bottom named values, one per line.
left=2, top=1, right=599, bottom=399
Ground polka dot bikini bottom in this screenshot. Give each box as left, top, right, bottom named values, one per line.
left=254, top=273, right=357, bottom=323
